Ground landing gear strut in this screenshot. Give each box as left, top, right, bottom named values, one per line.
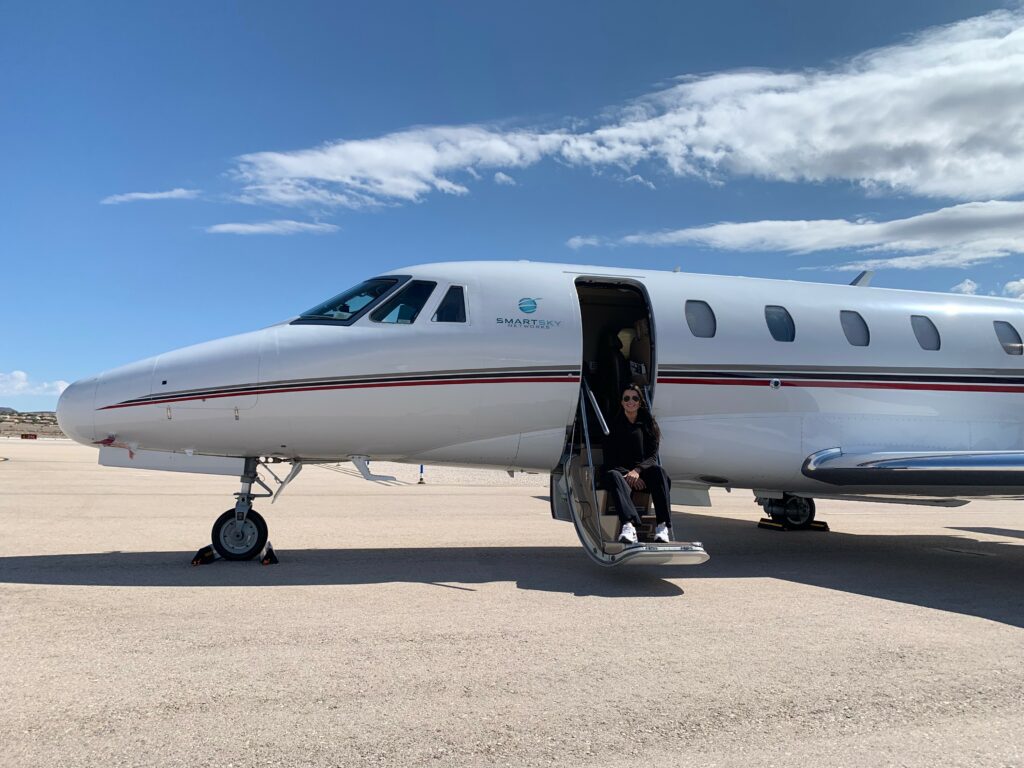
left=762, top=494, right=816, bottom=529
left=210, top=457, right=273, bottom=561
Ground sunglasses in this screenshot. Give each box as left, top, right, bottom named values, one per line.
left=622, top=395, right=641, bottom=402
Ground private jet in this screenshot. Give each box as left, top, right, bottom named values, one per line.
left=56, top=261, right=1024, bottom=566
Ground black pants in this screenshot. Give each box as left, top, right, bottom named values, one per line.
left=601, top=466, right=672, bottom=527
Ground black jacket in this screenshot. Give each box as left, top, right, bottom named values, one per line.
left=601, top=411, right=659, bottom=473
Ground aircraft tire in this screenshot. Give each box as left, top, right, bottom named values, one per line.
left=769, top=496, right=815, bottom=529
left=211, top=509, right=268, bottom=561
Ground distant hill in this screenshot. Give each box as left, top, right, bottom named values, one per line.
left=0, top=408, right=64, bottom=437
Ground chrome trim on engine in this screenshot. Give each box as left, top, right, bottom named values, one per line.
left=802, top=447, right=1024, bottom=487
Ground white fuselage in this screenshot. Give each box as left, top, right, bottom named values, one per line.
left=57, top=261, right=1024, bottom=499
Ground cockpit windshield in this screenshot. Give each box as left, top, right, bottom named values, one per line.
left=294, top=277, right=407, bottom=325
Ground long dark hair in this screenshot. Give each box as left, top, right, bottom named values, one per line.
left=620, top=383, right=661, bottom=443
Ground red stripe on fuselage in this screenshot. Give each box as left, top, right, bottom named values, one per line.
left=657, top=377, right=1024, bottom=393
left=98, top=376, right=580, bottom=410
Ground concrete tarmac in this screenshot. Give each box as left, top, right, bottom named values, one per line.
left=1, top=439, right=1023, bottom=767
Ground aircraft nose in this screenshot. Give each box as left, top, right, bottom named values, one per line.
left=56, top=377, right=98, bottom=446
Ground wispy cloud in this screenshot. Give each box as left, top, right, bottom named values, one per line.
left=101, top=188, right=200, bottom=205
left=205, top=220, right=339, bottom=235
left=0, top=371, right=69, bottom=396
left=234, top=126, right=561, bottom=209
left=625, top=174, right=656, bottom=190
left=493, top=172, right=517, bottom=186
left=229, top=10, right=1024, bottom=208
left=566, top=235, right=605, bottom=250
left=600, top=200, right=1024, bottom=270
left=951, top=278, right=979, bottom=294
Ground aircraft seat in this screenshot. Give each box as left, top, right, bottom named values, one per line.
left=596, top=328, right=632, bottom=416
left=629, top=318, right=652, bottom=386
left=397, top=304, right=418, bottom=324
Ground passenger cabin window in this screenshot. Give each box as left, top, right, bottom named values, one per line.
left=911, top=315, right=941, bottom=350
left=994, top=321, right=1023, bottom=355
left=765, top=305, right=795, bottom=342
left=296, top=277, right=403, bottom=324
left=840, top=310, right=870, bottom=347
left=370, top=280, right=437, bottom=324
left=432, top=285, right=467, bottom=323
left=685, top=300, right=716, bottom=338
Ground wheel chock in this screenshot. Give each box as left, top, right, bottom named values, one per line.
left=191, top=545, right=219, bottom=566
left=260, top=541, right=279, bottom=566
left=757, top=518, right=830, bottom=532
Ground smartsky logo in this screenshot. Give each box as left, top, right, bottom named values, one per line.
left=496, top=297, right=561, bottom=329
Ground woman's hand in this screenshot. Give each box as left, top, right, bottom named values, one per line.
left=625, top=469, right=645, bottom=490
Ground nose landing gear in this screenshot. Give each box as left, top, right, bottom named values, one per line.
left=211, top=508, right=268, bottom=560
left=194, top=457, right=276, bottom=564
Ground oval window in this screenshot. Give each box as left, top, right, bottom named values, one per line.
left=765, top=305, right=795, bottom=342
left=994, top=321, right=1023, bottom=355
left=910, top=315, right=940, bottom=351
left=840, top=310, right=870, bottom=347
left=685, top=300, right=716, bottom=338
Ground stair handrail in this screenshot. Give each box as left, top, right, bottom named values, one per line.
left=581, top=377, right=611, bottom=437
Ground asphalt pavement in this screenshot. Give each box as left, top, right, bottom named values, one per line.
left=1, top=439, right=1022, bottom=767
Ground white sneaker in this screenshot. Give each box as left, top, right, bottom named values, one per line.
left=618, top=522, right=638, bottom=544
left=654, top=523, right=671, bottom=543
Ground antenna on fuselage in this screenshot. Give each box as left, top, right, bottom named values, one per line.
left=849, top=270, right=874, bottom=287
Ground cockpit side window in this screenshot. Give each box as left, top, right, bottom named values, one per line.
left=432, top=285, right=467, bottom=323
left=293, top=276, right=408, bottom=326
left=370, top=280, right=437, bottom=324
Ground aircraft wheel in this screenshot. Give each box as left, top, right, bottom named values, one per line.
left=770, top=496, right=815, bottom=529
left=211, top=509, right=268, bottom=561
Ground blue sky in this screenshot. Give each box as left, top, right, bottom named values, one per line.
left=4, top=1, right=1024, bottom=410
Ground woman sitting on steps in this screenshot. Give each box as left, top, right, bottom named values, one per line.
left=600, top=384, right=673, bottom=545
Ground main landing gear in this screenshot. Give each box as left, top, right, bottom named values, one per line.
left=757, top=494, right=826, bottom=531
left=193, top=457, right=278, bottom=565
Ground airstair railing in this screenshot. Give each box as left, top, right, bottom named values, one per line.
left=581, top=377, right=610, bottom=437
left=576, top=386, right=606, bottom=550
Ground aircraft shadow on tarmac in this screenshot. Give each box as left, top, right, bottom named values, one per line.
left=1, top=514, right=1023, bottom=622
left=949, top=526, right=1024, bottom=541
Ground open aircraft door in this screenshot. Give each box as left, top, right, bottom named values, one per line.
left=550, top=277, right=708, bottom=567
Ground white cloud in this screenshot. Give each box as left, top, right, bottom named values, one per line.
left=226, top=10, right=1024, bottom=208
left=606, top=200, right=1024, bottom=270
left=0, top=371, right=69, bottom=396
left=205, top=220, right=339, bottom=235
left=101, top=188, right=200, bottom=205
left=234, top=126, right=562, bottom=208
left=561, top=10, right=1024, bottom=199
left=1003, top=279, right=1024, bottom=298
left=494, top=172, right=516, bottom=186
left=566, top=235, right=604, bottom=250
left=234, top=180, right=366, bottom=209
left=951, top=278, right=978, bottom=294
